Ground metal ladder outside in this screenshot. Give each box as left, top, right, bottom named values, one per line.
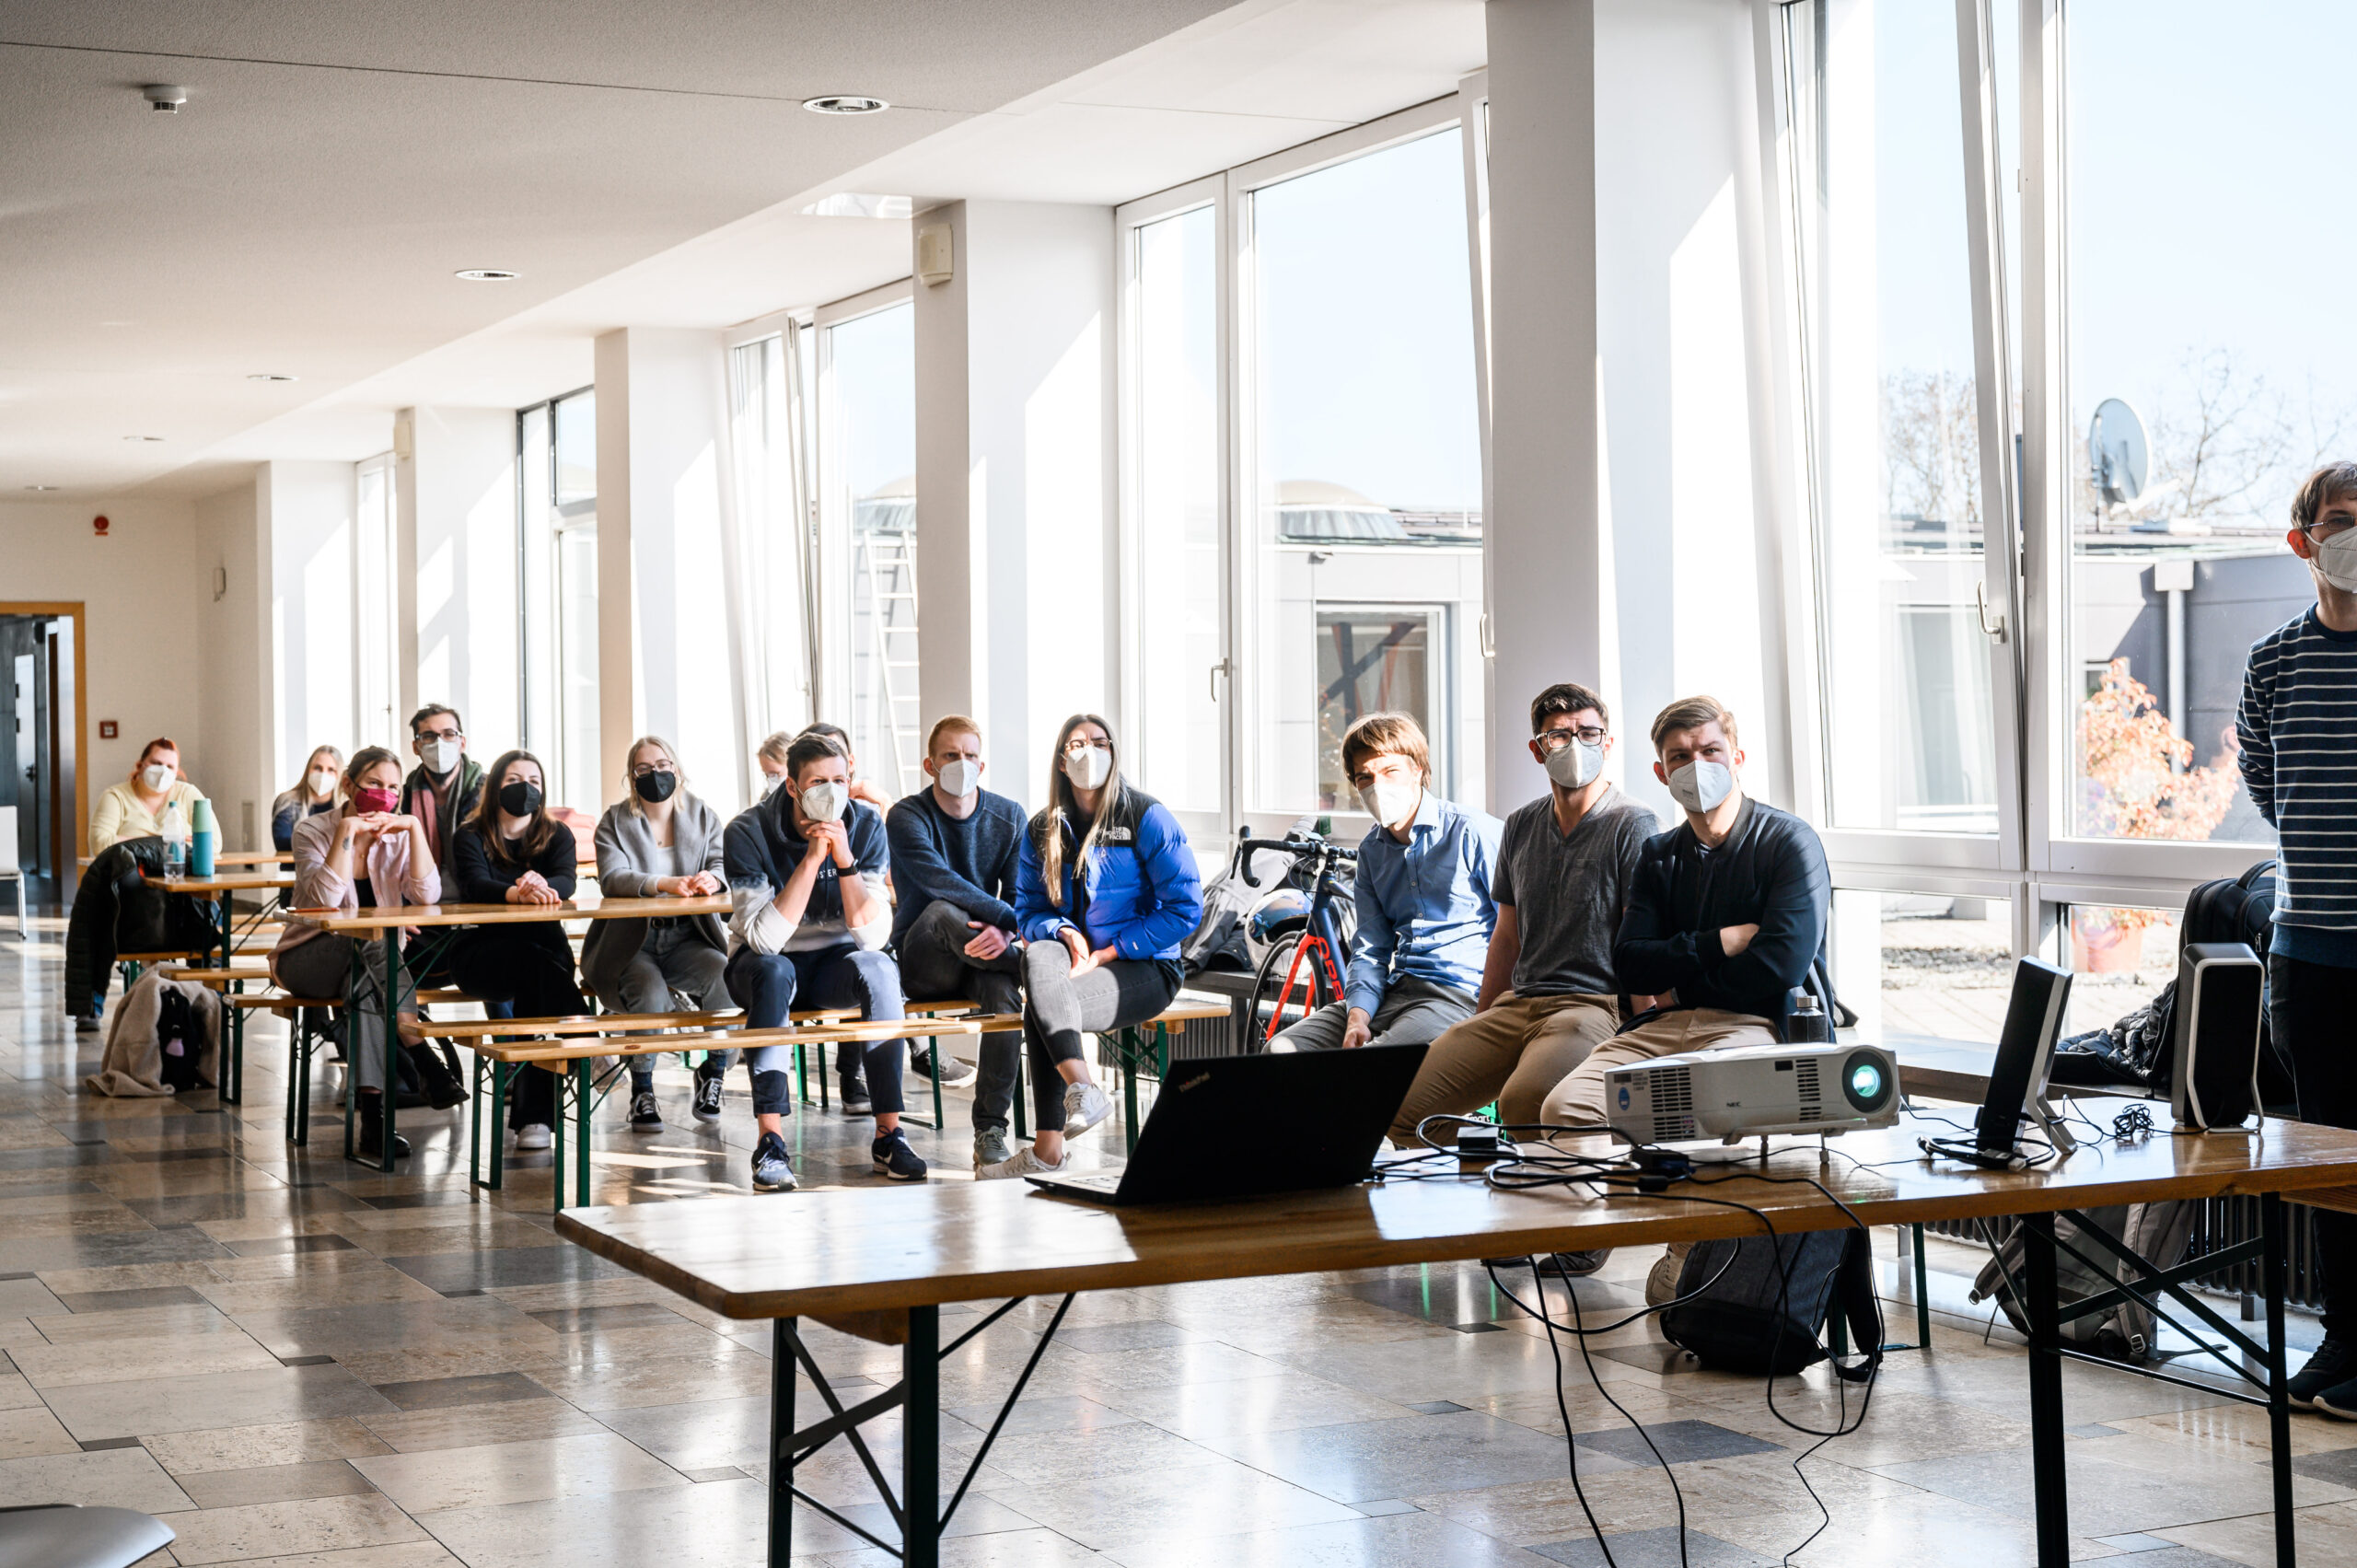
left=857, top=528, right=923, bottom=796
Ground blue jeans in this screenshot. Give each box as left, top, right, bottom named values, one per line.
left=725, top=944, right=905, bottom=1117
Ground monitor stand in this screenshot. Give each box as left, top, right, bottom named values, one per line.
left=2026, top=1091, right=2077, bottom=1156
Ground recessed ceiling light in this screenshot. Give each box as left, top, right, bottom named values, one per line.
left=455, top=269, right=518, bottom=282
left=24, top=484, right=57, bottom=492
left=802, top=95, right=888, bottom=115
left=802, top=192, right=913, bottom=220
left=247, top=373, right=298, bottom=382
left=122, top=435, right=163, bottom=442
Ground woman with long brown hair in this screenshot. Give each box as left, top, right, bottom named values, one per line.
left=449, top=749, right=588, bottom=1151
left=982, top=714, right=1202, bottom=1179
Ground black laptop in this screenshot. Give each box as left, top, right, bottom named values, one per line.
left=1026, top=1042, right=1430, bottom=1206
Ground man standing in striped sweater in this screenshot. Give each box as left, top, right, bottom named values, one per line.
left=2240, top=461, right=2357, bottom=1418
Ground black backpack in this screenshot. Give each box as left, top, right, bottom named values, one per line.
left=155, top=986, right=206, bottom=1093
left=1660, top=1228, right=1881, bottom=1379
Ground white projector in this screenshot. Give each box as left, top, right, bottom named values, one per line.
left=1604, top=1041, right=1901, bottom=1144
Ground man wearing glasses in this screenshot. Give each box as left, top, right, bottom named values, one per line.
left=2243, top=463, right=2357, bottom=1419
left=1388, top=682, right=1660, bottom=1150
left=398, top=704, right=482, bottom=887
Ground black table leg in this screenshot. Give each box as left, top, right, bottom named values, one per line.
left=769, top=1317, right=795, bottom=1568
left=2264, top=1192, right=2295, bottom=1568
left=2023, top=1213, right=2070, bottom=1566
left=905, top=1305, right=939, bottom=1568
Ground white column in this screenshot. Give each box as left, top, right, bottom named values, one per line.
left=912, top=200, right=1116, bottom=809
left=259, top=460, right=358, bottom=789
left=193, top=479, right=273, bottom=850
left=595, top=329, right=740, bottom=815
left=1483, top=0, right=1606, bottom=811
left=395, top=406, right=517, bottom=756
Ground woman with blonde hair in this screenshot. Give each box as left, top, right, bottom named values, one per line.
left=272, top=745, right=345, bottom=852
left=981, top=714, right=1202, bottom=1179
left=580, top=736, right=731, bottom=1132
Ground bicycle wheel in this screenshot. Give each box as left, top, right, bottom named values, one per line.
left=1247, top=930, right=1335, bottom=1048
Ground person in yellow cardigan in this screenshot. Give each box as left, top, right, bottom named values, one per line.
left=91, top=737, right=206, bottom=851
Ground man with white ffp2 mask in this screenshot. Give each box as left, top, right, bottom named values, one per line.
left=396, top=703, right=484, bottom=889
left=887, top=716, right=1030, bottom=1166
left=1267, top=714, right=1501, bottom=1057
left=1540, top=696, right=1835, bottom=1133
left=1385, top=685, right=1660, bottom=1191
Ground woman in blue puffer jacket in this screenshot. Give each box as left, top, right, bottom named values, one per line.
left=980, top=713, right=1203, bottom=1179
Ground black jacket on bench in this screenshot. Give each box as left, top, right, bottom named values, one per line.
left=1612, top=796, right=1834, bottom=1038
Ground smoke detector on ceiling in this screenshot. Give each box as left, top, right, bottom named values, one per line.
left=803, top=95, right=888, bottom=115
left=141, top=85, right=189, bottom=114
left=454, top=269, right=518, bottom=282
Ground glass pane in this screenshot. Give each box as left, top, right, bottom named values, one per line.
left=828, top=301, right=920, bottom=799
left=2062, top=1, right=2324, bottom=846
left=1785, top=0, right=1999, bottom=834
left=1249, top=128, right=1482, bottom=812
left=554, top=391, right=596, bottom=508
left=517, top=405, right=555, bottom=759
left=1132, top=204, right=1223, bottom=813
left=2063, top=903, right=2180, bottom=1041
left=1314, top=608, right=1436, bottom=811
left=354, top=463, right=395, bottom=749
left=556, top=522, right=599, bottom=814
left=1831, top=889, right=2014, bottom=1045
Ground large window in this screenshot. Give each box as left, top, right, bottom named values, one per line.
left=1120, top=100, right=1489, bottom=839
left=819, top=297, right=921, bottom=800
left=1128, top=203, right=1223, bottom=814
left=1247, top=126, right=1483, bottom=814
left=517, top=387, right=598, bottom=812
left=354, top=454, right=398, bottom=750
left=1783, top=0, right=2003, bottom=839
left=2061, top=0, right=2315, bottom=848
left=728, top=326, right=819, bottom=758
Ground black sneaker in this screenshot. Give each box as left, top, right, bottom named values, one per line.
left=691, top=1068, right=725, bottom=1122
left=355, top=1105, right=410, bottom=1161
left=1483, top=1251, right=1609, bottom=1278
left=629, top=1091, right=663, bottom=1133
left=2293, top=1337, right=2357, bottom=1411
left=841, top=1075, right=873, bottom=1116
left=750, top=1132, right=797, bottom=1192
left=912, top=1051, right=977, bottom=1087
left=872, top=1128, right=928, bottom=1181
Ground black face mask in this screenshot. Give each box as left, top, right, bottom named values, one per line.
left=633, top=769, right=677, bottom=804
left=498, top=780, right=543, bottom=818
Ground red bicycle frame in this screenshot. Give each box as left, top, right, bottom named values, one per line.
left=1260, top=928, right=1347, bottom=1045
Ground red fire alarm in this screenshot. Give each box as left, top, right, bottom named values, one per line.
left=99, top=721, right=118, bottom=739
left=92, top=515, right=110, bottom=538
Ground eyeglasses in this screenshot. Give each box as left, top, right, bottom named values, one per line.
left=2306, top=513, right=2357, bottom=542
left=628, top=763, right=674, bottom=778
left=1062, top=739, right=1110, bottom=755
left=1532, top=726, right=1607, bottom=752
left=417, top=726, right=461, bottom=742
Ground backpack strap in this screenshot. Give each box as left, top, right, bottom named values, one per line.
left=1829, top=1229, right=1883, bottom=1383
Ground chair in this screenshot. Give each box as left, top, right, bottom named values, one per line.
left=0, top=1502, right=173, bottom=1568
left=0, top=806, right=24, bottom=938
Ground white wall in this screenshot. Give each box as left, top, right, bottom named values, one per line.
left=261, top=459, right=359, bottom=790
left=912, top=199, right=1117, bottom=809
left=594, top=327, right=743, bottom=818
left=194, top=479, right=273, bottom=851
left=398, top=406, right=518, bottom=762
left=0, top=497, right=200, bottom=854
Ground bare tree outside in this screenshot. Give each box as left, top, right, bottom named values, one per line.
left=1882, top=368, right=1982, bottom=538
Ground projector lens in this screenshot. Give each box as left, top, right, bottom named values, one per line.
left=1840, top=1050, right=1893, bottom=1112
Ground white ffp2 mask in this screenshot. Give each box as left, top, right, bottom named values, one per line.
left=420, top=737, right=461, bottom=774
left=1665, top=760, right=1735, bottom=815
left=1358, top=778, right=1420, bottom=829
left=1063, top=744, right=1112, bottom=790
left=141, top=763, right=176, bottom=794
left=1544, top=738, right=1605, bottom=792
left=798, top=781, right=847, bottom=823
left=2313, top=531, right=2357, bottom=594
left=936, top=760, right=980, bottom=798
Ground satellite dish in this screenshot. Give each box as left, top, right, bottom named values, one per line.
left=2090, top=398, right=2148, bottom=507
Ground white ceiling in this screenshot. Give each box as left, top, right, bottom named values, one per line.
left=0, top=0, right=1484, bottom=500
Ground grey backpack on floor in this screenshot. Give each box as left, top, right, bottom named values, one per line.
left=1969, top=1202, right=2196, bottom=1362
left=1661, top=1229, right=1881, bottom=1379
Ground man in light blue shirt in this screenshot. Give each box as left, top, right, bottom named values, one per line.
left=1271, top=713, right=1502, bottom=1052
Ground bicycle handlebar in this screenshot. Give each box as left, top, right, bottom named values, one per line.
left=1231, top=833, right=1358, bottom=889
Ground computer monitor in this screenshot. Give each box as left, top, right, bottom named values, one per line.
left=1975, top=957, right=2075, bottom=1157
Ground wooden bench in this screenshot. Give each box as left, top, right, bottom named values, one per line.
left=455, top=1016, right=1002, bottom=1211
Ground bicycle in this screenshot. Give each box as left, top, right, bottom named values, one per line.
left=1230, top=824, right=1358, bottom=1049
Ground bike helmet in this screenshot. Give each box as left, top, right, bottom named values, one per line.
left=1244, top=888, right=1311, bottom=970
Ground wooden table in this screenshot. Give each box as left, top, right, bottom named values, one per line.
left=313, top=894, right=728, bottom=1170
left=561, top=1103, right=2357, bottom=1568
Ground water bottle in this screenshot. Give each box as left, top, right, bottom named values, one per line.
left=160, top=803, right=187, bottom=877
left=189, top=798, right=217, bottom=878
left=1789, top=992, right=1829, bottom=1044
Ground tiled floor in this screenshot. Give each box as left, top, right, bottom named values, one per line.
left=8, top=917, right=2357, bottom=1566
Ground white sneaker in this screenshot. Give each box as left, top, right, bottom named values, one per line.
left=976, top=1144, right=1070, bottom=1181
left=514, top=1122, right=552, bottom=1151
left=1063, top=1082, right=1114, bottom=1139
